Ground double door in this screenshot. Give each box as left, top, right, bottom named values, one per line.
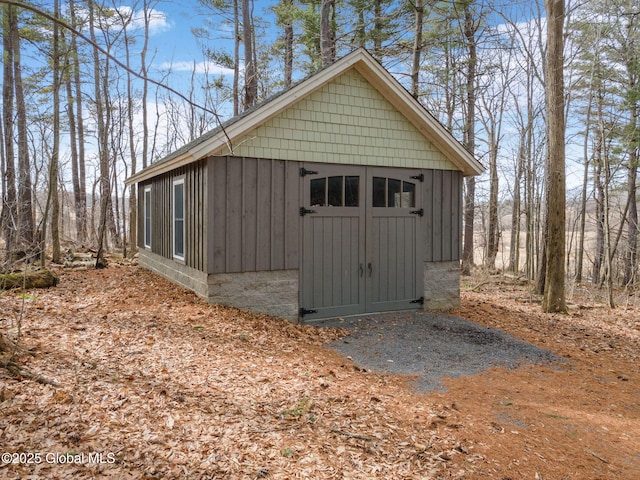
left=300, top=165, right=423, bottom=320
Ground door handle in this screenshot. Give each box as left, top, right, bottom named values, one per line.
left=368, top=263, right=373, bottom=277
left=359, top=263, right=364, bottom=277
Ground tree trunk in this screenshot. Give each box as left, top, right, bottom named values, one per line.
left=320, top=0, right=335, bottom=67
left=242, top=0, right=257, bottom=109
left=576, top=92, right=593, bottom=283
left=121, top=10, right=137, bottom=257
left=1, top=5, right=18, bottom=259
left=462, top=177, right=476, bottom=276
left=372, top=0, right=383, bottom=60
left=486, top=142, right=499, bottom=270
left=50, top=0, right=62, bottom=264
left=410, top=0, right=424, bottom=99
left=283, top=0, right=294, bottom=88
left=0, top=100, right=6, bottom=251
left=624, top=160, right=637, bottom=286
left=623, top=100, right=638, bottom=286
left=354, top=2, right=365, bottom=48
left=11, top=5, right=35, bottom=250
left=593, top=156, right=604, bottom=284
left=88, top=1, right=110, bottom=267
left=602, top=134, right=614, bottom=307
left=64, top=56, right=82, bottom=243
left=0, top=269, right=59, bottom=290
left=141, top=0, right=151, bottom=169
left=524, top=68, right=537, bottom=281
left=68, top=0, right=87, bottom=243
left=233, top=0, right=240, bottom=116
left=542, top=0, right=566, bottom=313
left=508, top=152, right=522, bottom=273
left=461, top=3, right=478, bottom=277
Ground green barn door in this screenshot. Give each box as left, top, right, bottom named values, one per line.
left=300, top=166, right=423, bottom=321
left=300, top=166, right=366, bottom=320
left=366, top=168, right=423, bottom=313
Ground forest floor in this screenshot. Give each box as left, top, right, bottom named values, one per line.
left=0, top=263, right=638, bottom=479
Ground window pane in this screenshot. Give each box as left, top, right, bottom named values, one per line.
left=388, top=178, right=401, bottom=207
left=145, top=217, right=151, bottom=246
left=328, top=176, right=343, bottom=206
left=402, top=181, right=416, bottom=207
left=310, top=178, right=326, bottom=206
left=144, top=188, right=151, bottom=247
left=373, top=177, right=386, bottom=207
left=174, top=182, right=184, bottom=219
left=174, top=181, right=184, bottom=258
left=345, top=176, right=359, bottom=206
left=175, top=220, right=184, bottom=257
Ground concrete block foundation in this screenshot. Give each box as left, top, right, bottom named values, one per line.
left=424, top=261, right=461, bottom=310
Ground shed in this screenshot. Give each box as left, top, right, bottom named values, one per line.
left=126, top=48, right=483, bottom=322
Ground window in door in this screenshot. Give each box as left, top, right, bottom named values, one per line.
left=372, top=177, right=416, bottom=208
left=310, top=176, right=359, bottom=206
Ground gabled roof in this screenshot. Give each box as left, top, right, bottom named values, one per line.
left=126, top=48, right=483, bottom=185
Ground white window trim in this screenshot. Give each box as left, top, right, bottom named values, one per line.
left=173, top=177, right=185, bottom=261
left=143, top=185, right=152, bottom=249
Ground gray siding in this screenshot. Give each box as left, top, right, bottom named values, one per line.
left=208, top=156, right=300, bottom=274
left=138, top=158, right=461, bottom=282
left=138, top=159, right=207, bottom=272
left=423, top=169, right=463, bottom=262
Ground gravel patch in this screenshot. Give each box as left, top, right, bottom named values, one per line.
left=318, top=311, right=564, bottom=391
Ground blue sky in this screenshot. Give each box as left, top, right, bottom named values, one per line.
left=141, top=1, right=236, bottom=75
left=116, top=1, right=232, bottom=74
left=117, top=0, right=275, bottom=122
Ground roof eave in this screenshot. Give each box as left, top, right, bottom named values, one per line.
left=125, top=150, right=195, bottom=185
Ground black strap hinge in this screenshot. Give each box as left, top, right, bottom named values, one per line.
left=299, top=307, right=318, bottom=317
left=300, top=167, right=318, bottom=177
left=410, top=173, right=424, bottom=182
left=300, top=207, right=317, bottom=216
left=411, top=296, right=424, bottom=305
left=410, top=208, right=424, bottom=216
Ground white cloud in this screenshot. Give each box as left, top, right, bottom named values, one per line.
left=157, top=60, right=235, bottom=76
left=114, top=6, right=170, bottom=35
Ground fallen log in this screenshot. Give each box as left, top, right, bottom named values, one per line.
left=0, top=269, right=59, bottom=290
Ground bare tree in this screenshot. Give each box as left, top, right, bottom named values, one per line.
left=542, top=0, right=566, bottom=312
left=45, top=0, right=62, bottom=264
left=1, top=4, right=18, bottom=259
left=140, top=0, right=152, bottom=168
left=115, top=3, right=137, bottom=257
left=460, top=0, right=480, bottom=276
left=89, top=0, right=111, bottom=267
left=69, top=0, right=88, bottom=243
left=479, top=55, right=512, bottom=270
left=11, top=4, right=35, bottom=251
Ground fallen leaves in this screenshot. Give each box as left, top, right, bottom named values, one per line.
left=1, top=265, right=472, bottom=479
left=1, top=266, right=639, bottom=479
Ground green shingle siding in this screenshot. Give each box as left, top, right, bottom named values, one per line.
left=217, top=69, right=457, bottom=171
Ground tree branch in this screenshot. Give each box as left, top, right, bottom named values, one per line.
left=0, top=0, right=234, bottom=155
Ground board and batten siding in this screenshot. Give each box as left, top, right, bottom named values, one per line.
left=138, top=159, right=207, bottom=272
left=208, top=156, right=300, bottom=274
left=423, top=169, right=463, bottom=262
left=213, top=69, right=459, bottom=172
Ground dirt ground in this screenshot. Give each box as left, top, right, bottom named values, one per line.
left=0, top=264, right=638, bottom=479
